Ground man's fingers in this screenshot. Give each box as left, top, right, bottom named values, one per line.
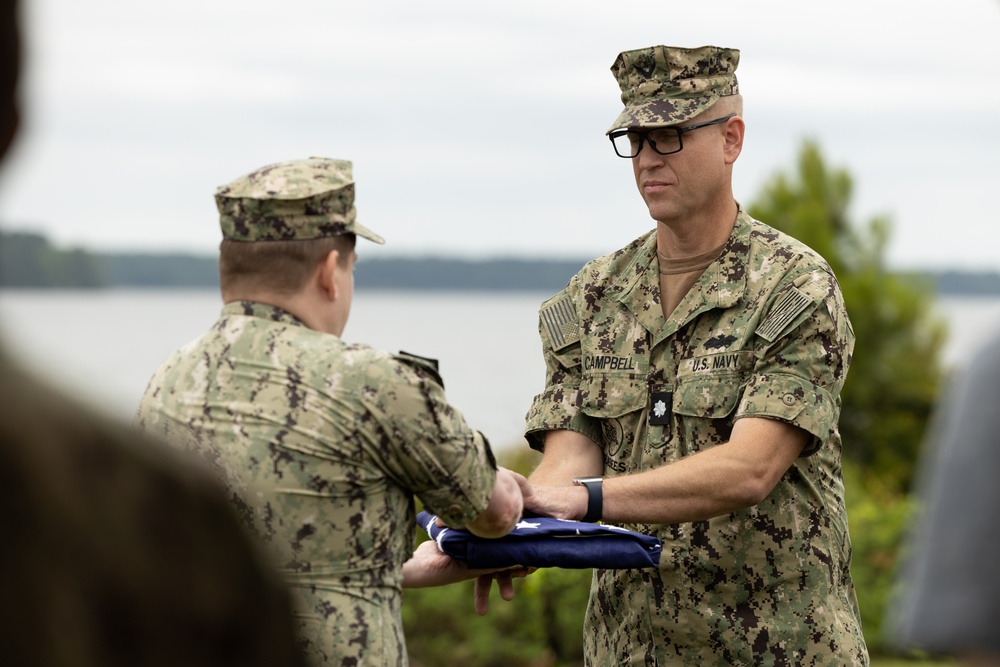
left=474, top=574, right=492, bottom=616
left=472, top=566, right=535, bottom=615
left=495, top=571, right=516, bottom=601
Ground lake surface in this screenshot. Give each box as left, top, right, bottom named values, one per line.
left=2, top=289, right=1000, bottom=452
left=0, top=289, right=551, bottom=450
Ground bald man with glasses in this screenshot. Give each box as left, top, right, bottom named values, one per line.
left=517, top=45, right=869, bottom=666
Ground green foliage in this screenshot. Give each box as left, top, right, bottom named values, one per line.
left=747, top=140, right=945, bottom=494
left=748, top=141, right=952, bottom=656
left=0, top=230, right=106, bottom=287
left=843, top=462, right=917, bottom=655
left=403, top=567, right=590, bottom=667
left=404, top=448, right=588, bottom=667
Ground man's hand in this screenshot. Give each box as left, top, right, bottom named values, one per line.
left=402, top=540, right=534, bottom=607
left=464, top=467, right=526, bottom=538
left=474, top=569, right=533, bottom=616
left=517, top=474, right=587, bottom=522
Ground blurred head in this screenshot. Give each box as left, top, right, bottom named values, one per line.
left=0, top=0, right=21, bottom=161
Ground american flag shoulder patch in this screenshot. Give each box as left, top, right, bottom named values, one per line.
left=756, top=287, right=814, bottom=342
left=540, top=294, right=580, bottom=351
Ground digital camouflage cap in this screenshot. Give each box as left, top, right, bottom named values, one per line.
left=607, top=44, right=740, bottom=134
left=215, top=157, right=385, bottom=244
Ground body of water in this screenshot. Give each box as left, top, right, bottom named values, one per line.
left=0, top=289, right=552, bottom=450
left=2, top=289, right=1000, bottom=452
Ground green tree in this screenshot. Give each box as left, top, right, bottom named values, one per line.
left=747, top=140, right=945, bottom=495
left=748, top=142, right=948, bottom=653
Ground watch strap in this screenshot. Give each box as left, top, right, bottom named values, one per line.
left=575, top=477, right=603, bottom=523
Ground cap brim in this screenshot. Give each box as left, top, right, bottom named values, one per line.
left=353, top=222, right=385, bottom=245
left=606, top=95, right=719, bottom=134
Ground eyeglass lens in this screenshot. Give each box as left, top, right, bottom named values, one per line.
left=611, top=114, right=736, bottom=158
left=612, top=128, right=682, bottom=158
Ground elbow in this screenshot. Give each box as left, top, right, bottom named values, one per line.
left=736, top=472, right=780, bottom=508
left=738, top=485, right=769, bottom=509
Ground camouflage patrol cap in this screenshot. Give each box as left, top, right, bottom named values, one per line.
left=607, top=44, right=740, bottom=134
left=215, top=157, right=385, bottom=244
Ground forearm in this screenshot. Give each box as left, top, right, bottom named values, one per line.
left=524, top=418, right=807, bottom=526
left=604, top=446, right=776, bottom=524
left=606, top=418, right=806, bottom=524
left=528, top=429, right=603, bottom=485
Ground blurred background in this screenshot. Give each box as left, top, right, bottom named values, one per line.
left=2, top=1, right=999, bottom=664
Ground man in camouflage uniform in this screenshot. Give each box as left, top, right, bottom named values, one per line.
left=134, top=157, right=525, bottom=666
left=520, top=45, right=869, bottom=665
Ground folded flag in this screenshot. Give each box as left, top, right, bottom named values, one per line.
left=417, top=511, right=661, bottom=569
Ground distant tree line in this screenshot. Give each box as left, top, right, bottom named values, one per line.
left=354, top=257, right=588, bottom=291
left=0, top=231, right=105, bottom=288
left=913, top=269, right=1000, bottom=296
left=1, top=228, right=999, bottom=295
left=0, top=230, right=589, bottom=292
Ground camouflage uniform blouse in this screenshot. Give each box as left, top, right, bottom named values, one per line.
left=135, top=301, right=498, bottom=667
left=525, top=211, right=868, bottom=666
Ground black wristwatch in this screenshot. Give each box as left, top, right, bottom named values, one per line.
left=572, top=477, right=603, bottom=523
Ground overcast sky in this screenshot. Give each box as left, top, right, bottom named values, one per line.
left=1, top=0, right=998, bottom=270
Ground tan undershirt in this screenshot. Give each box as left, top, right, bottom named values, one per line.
left=657, top=241, right=727, bottom=320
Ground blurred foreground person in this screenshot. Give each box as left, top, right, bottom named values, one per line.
left=0, top=356, right=306, bottom=667
left=134, top=157, right=525, bottom=666
left=889, top=330, right=1000, bottom=666
left=0, top=1, right=305, bottom=665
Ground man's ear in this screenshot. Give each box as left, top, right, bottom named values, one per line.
left=317, top=249, right=340, bottom=301
left=723, top=116, right=745, bottom=165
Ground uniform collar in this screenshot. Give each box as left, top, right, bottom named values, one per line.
left=220, top=300, right=310, bottom=328
left=615, top=209, right=752, bottom=341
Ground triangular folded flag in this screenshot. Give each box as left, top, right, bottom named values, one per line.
left=417, top=511, right=661, bottom=569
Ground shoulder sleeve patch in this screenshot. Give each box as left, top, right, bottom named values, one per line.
left=540, top=294, right=580, bottom=352
left=394, top=350, right=444, bottom=388
left=755, top=286, right=814, bottom=343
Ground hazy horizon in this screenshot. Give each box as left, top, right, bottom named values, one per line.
left=0, top=0, right=997, bottom=272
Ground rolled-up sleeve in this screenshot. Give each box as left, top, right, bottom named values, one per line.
left=738, top=272, right=854, bottom=455
left=524, top=285, right=602, bottom=451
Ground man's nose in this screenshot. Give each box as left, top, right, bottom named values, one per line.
left=635, top=136, right=664, bottom=165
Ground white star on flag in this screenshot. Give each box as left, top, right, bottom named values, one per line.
left=653, top=400, right=667, bottom=418
left=515, top=520, right=541, bottom=530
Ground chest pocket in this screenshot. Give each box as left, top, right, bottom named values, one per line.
left=672, top=375, right=743, bottom=449
left=578, top=372, right=647, bottom=461
left=579, top=373, right=647, bottom=418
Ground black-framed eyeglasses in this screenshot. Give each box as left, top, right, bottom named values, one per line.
left=608, top=113, right=736, bottom=158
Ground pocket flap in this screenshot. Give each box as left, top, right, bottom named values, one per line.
left=579, top=373, right=647, bottom=418
left=673, top=376, right=740, bottom=419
